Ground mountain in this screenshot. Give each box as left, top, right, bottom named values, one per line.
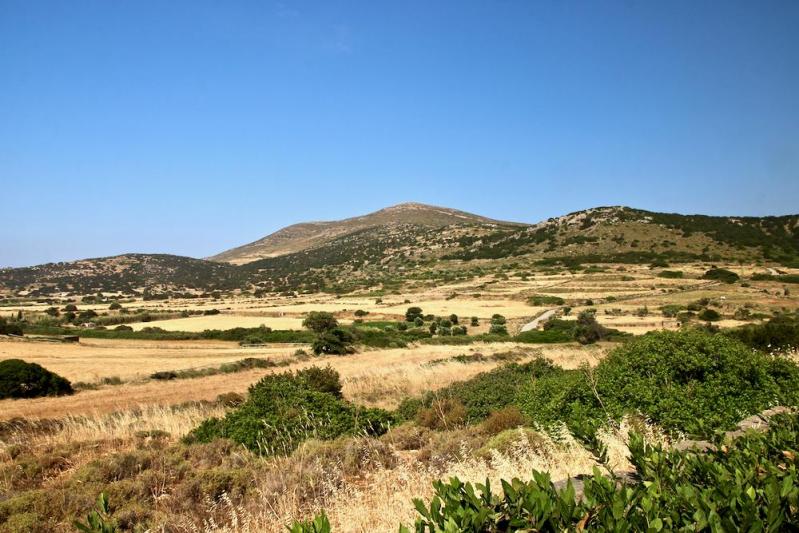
left=210, top=202, right=523, bottom=264
left=2, top=205, right=797, bottom=297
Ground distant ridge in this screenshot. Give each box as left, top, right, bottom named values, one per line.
left=1, top=204, right=797, bottom=296
left=209, top=202, right=525, bottom=264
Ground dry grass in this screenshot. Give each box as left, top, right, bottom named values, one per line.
left=0, top=337, right=300, bottom=383
left=130, top=315, right=307, bottom=332
left=176, top=420, right=658, bottom=532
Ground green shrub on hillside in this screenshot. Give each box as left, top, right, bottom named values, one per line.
left=698, top=308, right=721, bottom=321
left=518, top=329, right=799, bottom=434
left=528, top=295, right=565, bottom=306
left=726, top=314, right=799, bottom=351
left=703, top=267, right=740, bottom=283
left=398, top=359, right=559, bottom=423
left=0, top=359, right=74, bottom=399
left=187, top=367, right=393, bottom=455
left=0, top=317, right=23, bottom=336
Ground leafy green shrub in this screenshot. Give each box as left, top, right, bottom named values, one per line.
left=751, top=273, right=799, bottom=284
left=726, top=314, right=799, bottom=351
left=406, top=412, right=799, bottom=532
left=488, top=323, right=508, bottom=335
left=0, top=359, right=73, bottom=399
left=703, top=267, right=740, bottom=283
left=405, top=307, right=423, bottom=322
left=186, top=367, right=393, bottom=455
left=657, top=270, right=684, bottom=278
left=698, top=308, right=721, bottom=321
left=288, top=511, right=331, bottom=533
left=312, top=328, right=355, bottom=355
left=513, top=329, right=571, bottom=344
left=303, top=311, right=338, bottom=333
left=73, top=492, right=117, bottom=533
left=518, top=329, right=799, bottom=435
left=528, top=295, right=565, bottom=306
left=400, top=359, right=559, bottom=424
left=0, top=317, right=23, bottom=336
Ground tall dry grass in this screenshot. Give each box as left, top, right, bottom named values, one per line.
left=181, top=419, right=660, bottom=532
left=0, top=402, right=226, bottom=452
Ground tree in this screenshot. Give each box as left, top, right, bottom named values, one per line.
left=0, top=359, right=73, bottom=399
left=405, top=307, right=423, bottom=322
left=303, top=311, right=338, bottom=333
left=109, top=302, right=122, bottom=310
left=312, top=328, right=355, bottom=355
left=698, top=308, right=721, bottom=322
left=413, top=316, right=424, bottom=327
left=449, top=314, right=459, bottom=325
left=470, top=317, right=479, bottom=327
left=45, top=307, right=60, bottom=317
left=489, top=324, right=508, bottom=335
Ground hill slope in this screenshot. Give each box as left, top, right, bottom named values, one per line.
left=0, top=254, right=244, bottom=296
left=210, top=202, right=523, bottom=264
left=2, top=205, right=797, bottom=297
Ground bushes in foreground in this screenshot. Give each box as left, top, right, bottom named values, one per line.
left=404, top=412, right=799, bottom=532
left=518, top=329, right=799, bottom=435
left=403, top=329, right=799, bottom=437
left=187, top=366, right=393, bottom=455
left=0, top=359, right=74, bottom=399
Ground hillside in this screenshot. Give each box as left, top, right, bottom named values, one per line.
left=210, top=202, right=523, bottom=264
left=2, top=205, right=798, bottom=297
left=0, top=254, right=244, bottom=297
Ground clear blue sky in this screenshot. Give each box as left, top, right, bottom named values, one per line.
left=2, top=1, right=798, bottom=267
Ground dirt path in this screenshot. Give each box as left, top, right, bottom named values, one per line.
left=520, top=309, right=559, bottom=332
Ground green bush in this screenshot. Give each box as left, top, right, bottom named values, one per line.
left=513, top=329, right=572, bottom=344
left=698, top=308, right=721, bottom=321
left=726, top=314, right=799, bottom=351
left=312, top=328, right=355, bottom=355
left=406, top=412, right=799, bottom=531
left=658, top=270, right=684, bottom=278
left=528, top=295, right=565, bottom=306
left=0, top=359, right=74, bottom=399
left=303, top=311, right=338, bottom=333
left=186, top=367, right=393, bottom=455
left=703, top=267, right=740, bottom=283
left=0, top=317, right=23, bottom=336
left=517, top=329, right=799, bottom=435
left=405, top=307, right=423, bottom=322
left=399, top=359, right=559, bottom=424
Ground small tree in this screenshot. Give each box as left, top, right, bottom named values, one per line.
left=109, top=302, right=123, bottom=311
left=413, top=316, right=424, bottom=327
left=303, top=311, right=338, bottom=333
left=470, top=317, right=479, bottom=327
left=0, top=359, right=74, bottom=399
left=311, top=328, right=355, bottom=355
left=449, top=314, right=459, bottom=325
left=405, top=307, right=423, bottom=322
left=489, top=324, right=508, bottom=335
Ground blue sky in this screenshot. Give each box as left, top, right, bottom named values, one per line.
left=1, top=1, right=798, bottom=267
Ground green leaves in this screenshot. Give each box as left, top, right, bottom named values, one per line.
left=73, top=492, right=117, bottom=533
left=406, top=412, right=799, bottom=532
left=287, top=511, right=332, bottom=533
